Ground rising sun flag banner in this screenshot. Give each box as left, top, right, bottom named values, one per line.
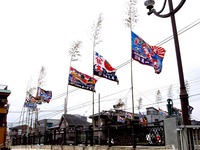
left=37, top=87, right=52, bottom=103
left=94, top=51, right=119, bottom=83
left=68, top=66, right=97, bottom=92
left=131, top=31, right=166, bottom=74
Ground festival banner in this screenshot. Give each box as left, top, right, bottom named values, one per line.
left=158, top=108, right=168, bottom=116
left=37, top=87, right=52, bottom=103
left=94, top=52, right=119, bottom=83
left=125, top=112, right=133, bottom=120
left=139, top=111, right=147, bottom=126
left=131, top=31, right=166, bottom=74
left=117, top=115, right=125, bottom=123
left=24, top=97, right=38, bottom=110
left=68, top=66, right=97, bottom=92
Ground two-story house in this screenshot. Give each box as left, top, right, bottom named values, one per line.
left=89, top=109, right=140, bottom=144
left=0, top=85, right=11, bottom=148
left=145, top=107, right=167, bottom=126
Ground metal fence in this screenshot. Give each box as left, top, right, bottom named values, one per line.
left=11, top=122, right=165, bottom=147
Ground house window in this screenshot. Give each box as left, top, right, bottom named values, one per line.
left=95, top=120, right=98, bottom=127
left=154, top=119, right=159, bottom=126
left=18, top=129, right=22, bottom=135
left=47, top=122, right=53, bottom=128
left=147, top=110, right=158, bottom=115
left=0, top=114, right=5, bottom=127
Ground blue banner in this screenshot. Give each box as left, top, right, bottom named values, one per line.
left=131, top=32, right=166, bottom=74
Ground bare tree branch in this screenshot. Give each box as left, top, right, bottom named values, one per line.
left=124, top=0, right=139, bottom=30
left=137, top=97, right=142, bottom=110
left=185, top=80, right=190, bottom=96
left=69, top=40, right=82, bottom=61
left=26, top=79, right=36, bottom=97
left=156, top=90, right=163, bottom=106
left=26, top=87, right=36, bottom=97
left=90, top=13, right=103, bottom=47
left=37, top=66, right=46, bottom=87
left=167, top=84, right=173, bottom=99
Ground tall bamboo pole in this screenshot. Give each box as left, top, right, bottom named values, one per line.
left=127, top=1, right=138, bottom=149
left=64, top=41, right=82, bottom=128
left=64, top=55, right=72, bottom=128
left=128, top=0, right=137, bottom=121
left=91, top=14, right=103, bottom=128
left=34, top=66, right=46, bottom=134
left=92, top=38, right=96, bottom=129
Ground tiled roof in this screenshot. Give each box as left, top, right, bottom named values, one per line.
left=62, top=114, right=91, bottom=126
left=9, top=125, right=29, bottom=130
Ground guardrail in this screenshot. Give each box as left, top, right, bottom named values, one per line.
left=179, top=125, right=200, bottom=150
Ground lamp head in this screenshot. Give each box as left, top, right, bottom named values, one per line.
left=144, top=0, right=155, bottom=12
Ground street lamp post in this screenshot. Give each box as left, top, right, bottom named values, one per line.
left=144, top=0, right=191, bottom=125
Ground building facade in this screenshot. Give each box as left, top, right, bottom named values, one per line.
left=0, top=85, right=11, bottom=148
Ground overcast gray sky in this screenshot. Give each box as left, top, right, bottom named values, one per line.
left=1, top=0, right=200, bottom=126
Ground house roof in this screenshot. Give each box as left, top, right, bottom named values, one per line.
left=0, top=84, right=11, bottom=95
left=9, top=125, right=29, bottom=130
left=38, top=119, right=60, bottom=125
left=146, top=107, right=159, bottom=111
left=60, top=114, right=91, bottom=127
left=89, top=110, right=139, bottom=119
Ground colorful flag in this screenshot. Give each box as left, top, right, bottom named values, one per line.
left=31, top=95, right=42, bottom=104
left=139, top=111, right=147, bottom=126
left=158, top=108, right=168, bottom=116
left=37, top=87, right=52, bottom=103
left=25, top=95, right=42, bottom=104
left=24, top=97, right=38, bottom=110
left=68, top=66, right=97, bottom=92
left=131, top=31, right=166, bottom=74
left=172, top=106, right=182, bottom=116
left=188, top=105, right=194, bottom=114
left=94, top=52, right=119, bottom=83
left=125, top=112, right=133, bottom=120
left=117, top=115, right=125, bottom=123
left=24, top=102, right=37, bottom=110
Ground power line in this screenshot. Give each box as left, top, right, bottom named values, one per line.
left=156, top=18, right=200, bottom=46
left=12, top=68, right=200, bottom=124
left=10, top=17, right=200, bottom=125
left=116, top=17, right=200, bottom=70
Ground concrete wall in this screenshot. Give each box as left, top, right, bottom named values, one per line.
left=164, top=117, right=182, bottom=150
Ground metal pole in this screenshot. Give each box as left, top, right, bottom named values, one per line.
left=168, top=0, right=190, bottom=125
